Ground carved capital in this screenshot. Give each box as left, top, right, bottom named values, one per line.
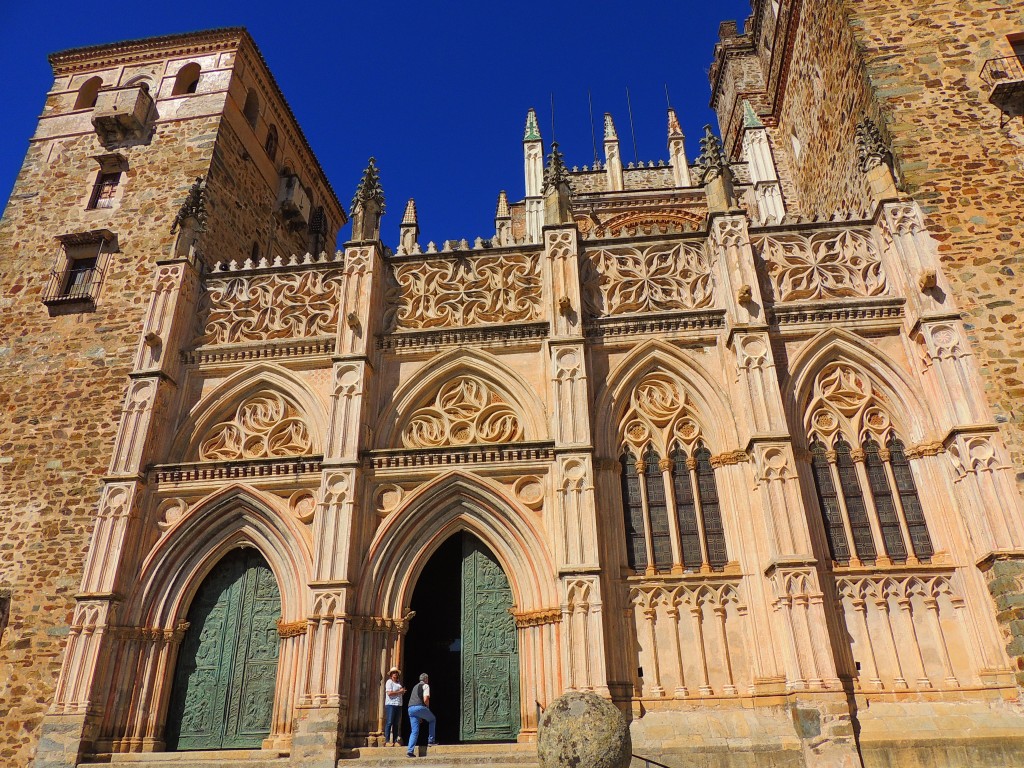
left=277, top=619, right=307, bottom=638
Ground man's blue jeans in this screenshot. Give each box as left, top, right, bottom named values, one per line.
left=407, top=705, right=436, bottom=752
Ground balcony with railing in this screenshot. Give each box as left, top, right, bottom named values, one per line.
left=981, top=55, right=1024, bottom=118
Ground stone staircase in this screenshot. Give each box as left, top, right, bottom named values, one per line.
left=77, top=744, right=540, bottom=768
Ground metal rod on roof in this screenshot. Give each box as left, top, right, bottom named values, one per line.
left=550, top=92, right=556, bottom=142
left=665, top=83, right=672, bottom=110
left=626, top=86, right=639, bottom=165
left=588, top=89, right=598, bottom=165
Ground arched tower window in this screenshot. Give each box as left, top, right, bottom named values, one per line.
left=243, top=88, right=260, bottom=128
left=74, top=76, right=103, bottom=110
left=172, top=63, right=201, bottom=96
left=617, top=370, right=730, bottom=574
left=805, top=363, right=934, bottom=566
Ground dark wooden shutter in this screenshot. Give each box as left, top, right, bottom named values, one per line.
left=671, top=446, right=703, bottom=570
left=810, top=439, right=851, bottom=563
left=887, top=437, right=934, bottom=560
left=863, top=439, right=907, bottom=561
left=834, top=438, right=877, bottom=562
left=694, top=445, right=728, bottom=570
left=620, top=450, right=647, bottom=573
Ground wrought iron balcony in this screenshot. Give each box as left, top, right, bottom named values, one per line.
left=981, top=55, right=1024, bottom=118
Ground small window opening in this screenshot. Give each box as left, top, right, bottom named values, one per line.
left=43, top=233, right=112, bottom=307
left=265, top=125, right=278, bottom=161
left=74, top=77, right=103, bottom=110
left=88, top=171, right=121, bottom=210
left=172, top=63, right=201, bottom=96
left=251, top=242, right=260, bottom=261
left=0, top=589, right=10, bottom=645
left=243, top=89, right=260, bottom=129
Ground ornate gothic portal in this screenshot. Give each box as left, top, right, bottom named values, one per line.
left=165, top=549, right=282, bottom=751
left=403, top=533, right=521, bottom=744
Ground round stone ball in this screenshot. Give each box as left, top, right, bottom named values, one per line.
left=537, top=691, right=632, bottom=768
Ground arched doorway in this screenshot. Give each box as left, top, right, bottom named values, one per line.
left=403, top=532, right=521, bottom=744
left=165, top=548, right=281, bottom=750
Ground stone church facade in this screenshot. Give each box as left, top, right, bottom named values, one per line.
left=3, top=5, right=1024, bottom=768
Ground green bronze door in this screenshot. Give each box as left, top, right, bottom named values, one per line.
left=166, top=548, right=281, bottom=751
left=460, top=537, right=520, bottom=741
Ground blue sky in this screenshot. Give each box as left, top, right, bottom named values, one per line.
left=0, top=1, right=753, bottom=249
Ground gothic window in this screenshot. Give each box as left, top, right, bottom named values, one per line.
left=617, top=371, right=731, bottom=575
left=172, top=63, right=201, bottom=96
left=74, top=76, right=103, bottom=110
left=805, top=363, right=935, bottom=567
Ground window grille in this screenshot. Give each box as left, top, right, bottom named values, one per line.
left=88, top=171, right=121, bottom=210
left=671, top=446, right=703, bottom=570
left=835, top=439, right=877, bottom=562
left=695, top=445, right=728, bottom=570
left=887, top=437, right=934, bottom=560
left=864, top=439, right=907, bottom=561
left=643, top=447, right=673, bottom=572
left=620, top=450, right=647, bottom=573
left=810, top=439, right=851, bottom=563
left=42, top=232, right=112, bottom=306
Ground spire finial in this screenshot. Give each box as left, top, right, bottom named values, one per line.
left=543, top=141, right=570, bottom=192
left=603, top=113, right=618, bottom=141
left=667, top=108, right=683, bottom=138
left=524, top=108, right=541, bottom=141
left=350, top=157, right=385, bottom=242
left=495, top=190, right=510, bottom=219
left=694, top=125, right=728, bottom=185
left=742, top=101, right=764, bottom=129
left=352, top=157, right=385, bottom=213
left=401, top=198, right=417, bottom=226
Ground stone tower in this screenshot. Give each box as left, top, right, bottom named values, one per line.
left=0, top=28, right=342, bottom=767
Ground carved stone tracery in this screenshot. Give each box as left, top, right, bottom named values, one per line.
left=198, top=391, right=313, bottom=461
left=806, top=363, right=894, bottom=443
left=384, top=252, right=542, bottom=331
left=621, top=371, right=703, bottom=455
left=754, top=229, right=888, bottom=303
left=583, top=241, right=715, bottom=317
left=402, top=377, right=524, bottom=449
left=198, top=270, right=344, bottom=345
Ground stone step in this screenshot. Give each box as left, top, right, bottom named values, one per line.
left=79, top=749, right=288, bottom=768
left=338, top=743, right=539, bottom=766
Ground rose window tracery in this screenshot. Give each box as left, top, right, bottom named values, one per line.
left=197, top=391, right=313, bottom=461
left=402, top=377, right=524, bottom=449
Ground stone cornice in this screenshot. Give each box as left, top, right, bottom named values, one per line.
left=49, top=27, right=247, bottom=74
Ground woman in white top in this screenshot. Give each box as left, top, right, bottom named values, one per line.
left=383, top=667, right=406, bottom=746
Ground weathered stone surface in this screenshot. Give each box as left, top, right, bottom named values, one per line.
left=537, top=693, right=630, bottom=768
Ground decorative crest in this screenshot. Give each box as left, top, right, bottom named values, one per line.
left=742, top=101, right=764, bottom=129
left=495, top=190, right=510, bottom=219
left=603, top=113, right=618, bottom=141
left=667, top=108, right=683, bottom=138
left=524, top=108, right=541, bottom=141
left=542, top=141, right=570, bottom=192
left=351, top=156, right=385, bottom=213
left=855, top=118, right=891, bottom=173
left=694, top=125, right=728, bottom=184
left=401, top=198, right=418, bottom=226
left=171, top=176, right=207, bottom=233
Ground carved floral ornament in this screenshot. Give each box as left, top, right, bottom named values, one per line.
left=197, top=270, right=344, bottom=346
left=753, top=229, right=888, bottom=303
left=806, top=363, right=895, bottom=443
left=620, top=371, right=703, bottom=456
left=402, top=376, right=524, bottom=449
left=383, top=252, right=542, bottom=332
left=582, top=241, right=715, bottom=318
left=197, top=390, right=313, bottom=461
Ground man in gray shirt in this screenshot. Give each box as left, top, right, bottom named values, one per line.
left=406, top=673, right=437, bottom=757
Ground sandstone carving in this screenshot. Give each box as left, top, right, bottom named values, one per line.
left=402, top=377, right=523, bottom=448
left=198, top=391, right=312, bottom=461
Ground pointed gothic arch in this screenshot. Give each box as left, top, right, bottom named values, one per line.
left=374, top=348, right=548, bottom=449
left=127, top=483, right=312, bottom=629
left=356, top=471, right=557, bottom=617
left=593, top=340, right=740, bottom=458
left=784, top=329, right=934, bottom=444
left=170, top=362, right=328, bottom=462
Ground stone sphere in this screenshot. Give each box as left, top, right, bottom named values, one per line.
left=537, top=691, right=632, bottom=768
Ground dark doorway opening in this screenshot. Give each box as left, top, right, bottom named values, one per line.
left=404, top=533, right=463, bottom=745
